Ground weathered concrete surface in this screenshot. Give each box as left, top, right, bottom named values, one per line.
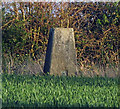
left=44, top=28, right=78, bottom=76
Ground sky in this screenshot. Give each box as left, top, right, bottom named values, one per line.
left=1, top=0, right=119, bottom=2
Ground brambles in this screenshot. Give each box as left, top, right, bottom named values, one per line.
left=2, top=2, right=119, bottom=77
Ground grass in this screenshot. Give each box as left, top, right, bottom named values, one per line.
left=2, top=73, right=120, bottom=108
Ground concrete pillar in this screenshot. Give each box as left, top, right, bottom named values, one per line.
left=44, top=28, right=78, bottom=76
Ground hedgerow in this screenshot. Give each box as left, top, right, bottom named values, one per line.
left=2, top=2, right=120, bottom=76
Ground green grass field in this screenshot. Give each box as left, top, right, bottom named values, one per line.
left=2, top=73, right=120, bottom=108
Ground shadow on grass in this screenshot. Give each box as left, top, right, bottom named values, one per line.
left=2, top=101, right=115, bottom=109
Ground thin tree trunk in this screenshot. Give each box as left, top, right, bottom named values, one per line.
left=20, top=2, right=25, bottom=21
left=13, top=2, right=19, bottom=20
